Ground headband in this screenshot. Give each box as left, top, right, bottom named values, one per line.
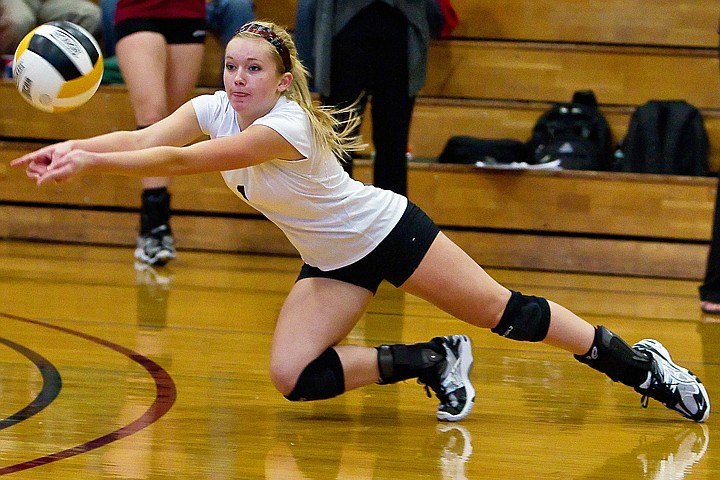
left=237, top=23, right=292, bottom=73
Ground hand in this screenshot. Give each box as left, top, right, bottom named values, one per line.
left=10, top=141, right=91, bottom=185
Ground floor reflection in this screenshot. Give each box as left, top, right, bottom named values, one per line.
left=579, top=425, right=709, bottom=480
left=435, top=424, right=473, bottom=480
left=134, top=262, right=173, bottom=330
left=263, top=414, right=475, bottom=479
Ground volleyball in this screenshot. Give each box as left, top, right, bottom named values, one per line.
left=13, top=21, right=103, bottom=113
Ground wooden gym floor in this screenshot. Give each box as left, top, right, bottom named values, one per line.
left=0, top=239, right=717, bottom=479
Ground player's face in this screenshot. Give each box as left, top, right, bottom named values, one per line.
left=223, top=37, right=291, bottom=121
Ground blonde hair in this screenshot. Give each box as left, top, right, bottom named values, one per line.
left=231, top=21, right=366, bottom=160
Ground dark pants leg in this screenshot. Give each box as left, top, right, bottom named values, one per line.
left=321, top=2, right=414, bottom=196
left=700, top=173, right=720, bottom=302
left=702, top=33, right=720, bottom=302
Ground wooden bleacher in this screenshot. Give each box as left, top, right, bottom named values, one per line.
left=1, top=0, right=719, bottom=280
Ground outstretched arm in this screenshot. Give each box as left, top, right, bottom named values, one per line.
left=11, top=117, right=304, bottom=185
left=10, top=101, right=205, bottom=182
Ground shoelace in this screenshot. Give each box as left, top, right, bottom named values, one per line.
left=421, top=350, right=463, bottom=401
left=423, top=383, right=434, bottom=399
left=641, top=375, right=679, bottom=408
left=419, top=375, right=443, bottom=399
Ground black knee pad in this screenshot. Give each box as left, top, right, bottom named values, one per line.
left=284, top=348, right=345, bottom=402
left=491, top=290, right=551, bottom=342
left=574, top=325, right=652, bottom=387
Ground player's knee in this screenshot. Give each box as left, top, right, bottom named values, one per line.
left=491, top=290, right=551, bottom=342
left=268, top=362, right=297, bottom=397
left=274, top=348, right=346, bottom=401
left=269, top=355, right=306, bottom=396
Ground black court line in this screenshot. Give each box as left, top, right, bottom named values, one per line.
left=0, top=313, right=177, bottom=475
left=0, top=337, right=61, bottom=430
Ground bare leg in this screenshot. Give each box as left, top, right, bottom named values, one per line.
left=117, top=38, right=204, bottom=191
left=400, top=232, right=594, bottom=355
left=270, top=277, right=377, bottom=395
left=116, top=34, right=204, bottom=262
left=116, top=32, right=170, bottom=125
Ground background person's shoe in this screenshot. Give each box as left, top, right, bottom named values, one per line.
left=135, top=224, right=176, bottom=266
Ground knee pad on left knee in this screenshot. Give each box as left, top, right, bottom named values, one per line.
left=491, top=290, right=551, bottom=342
left=284, top=348, right=345, bottom=402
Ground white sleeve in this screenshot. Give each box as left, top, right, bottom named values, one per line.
left=253, top=104, right=313, bottom=158
left=191, top=94, right=215, bottom=136
left=191, top=91, right=231, bottom=138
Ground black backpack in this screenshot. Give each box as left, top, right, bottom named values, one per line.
left=526, top=90, right=613, bottom=170
left=613, top=100, right=709, bottom=176
left=438, top=136, right=526, bottom=164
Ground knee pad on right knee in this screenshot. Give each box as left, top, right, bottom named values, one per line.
left=284, top=348, right=345, bottom=402
left=491, top=290, right=551, bottom=342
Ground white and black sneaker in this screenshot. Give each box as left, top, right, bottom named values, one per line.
left=135, top=224, right=176, bottom=266
left=419, top=335, right=475, bottom=422
left=633, top=339, right=710, bottom=422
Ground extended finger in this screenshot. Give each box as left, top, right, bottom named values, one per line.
left=11, top=151, right=51, bottom=167
left=10, top=155, right=34, bottom=167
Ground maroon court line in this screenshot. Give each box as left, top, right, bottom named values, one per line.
left=0, top=312, right=177, bottom=475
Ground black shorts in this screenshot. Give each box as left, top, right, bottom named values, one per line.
left=115, top=18, right=207, bottom=44
left=296, top=201, right=441, bottom=294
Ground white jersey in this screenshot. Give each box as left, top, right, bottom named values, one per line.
left=191, top=92, right=407, bottom=271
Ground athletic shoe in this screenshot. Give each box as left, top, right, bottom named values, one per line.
left=134, top=224, right=176, bottom=266
left=419, top=335, right=475, bottom=422
left=633, top=339, right=710, bottom=422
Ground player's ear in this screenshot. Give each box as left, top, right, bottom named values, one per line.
left=278, top=72, right=293, bottom=92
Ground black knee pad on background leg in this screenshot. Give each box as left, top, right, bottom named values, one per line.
left=491, top=290, right=551, bottom=342
left=284, top=348, right=345, bottom=402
